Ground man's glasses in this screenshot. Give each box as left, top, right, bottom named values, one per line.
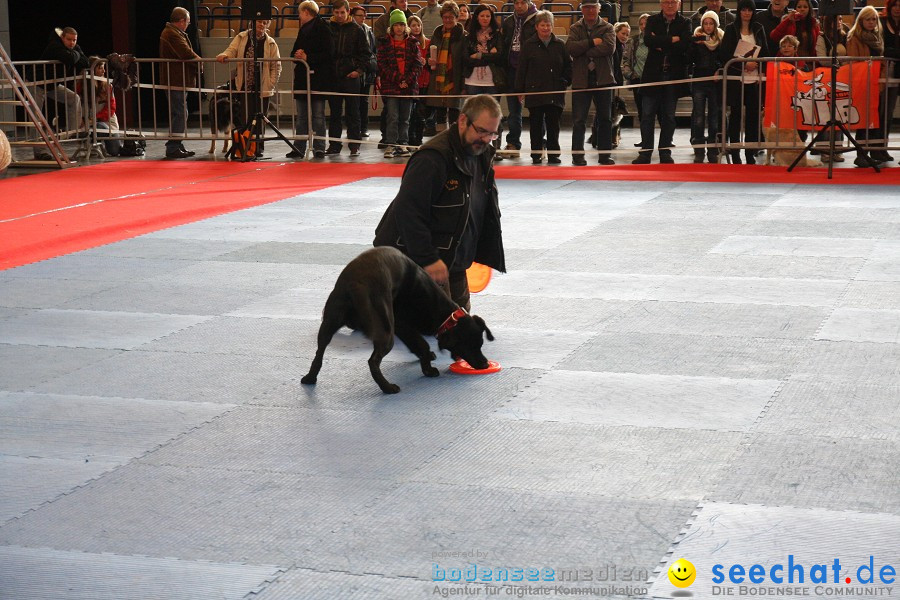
left=467, top=121, right=500, bottom=140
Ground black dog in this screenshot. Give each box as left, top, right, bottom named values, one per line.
left=301, top=247, right=494, bottom=394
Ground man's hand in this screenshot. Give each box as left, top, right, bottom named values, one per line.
left=294, top=49, right=307, bottom=60
left=424, top=259, right=449, bottom=285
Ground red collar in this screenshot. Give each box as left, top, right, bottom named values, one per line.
left=437, top=307, right=468, bottom=337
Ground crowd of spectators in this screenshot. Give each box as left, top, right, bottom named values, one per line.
left=26, top=0, right=900, bottom=166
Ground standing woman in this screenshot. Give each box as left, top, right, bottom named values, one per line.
left=847, top=6, right=891, bottom=165
left=351, top=6, right=378, bottom=139
left=771, top=0, right=819, bottom=59
left=426, top=1, right=467, bottom=132
left=622, top=13, right=650, bottom=146
left=378, top=10, right=424, bottom=158
left=408, top=15, right=431, bottom=147
left=515, top=10, right=572, bottom=164
left=464, top=4, right=506, bottom=152
left=720, top=0, right=769, bottom=164
left=216, top=19, right=282, bottom=155
left=881, top=0, right=900, bottom=161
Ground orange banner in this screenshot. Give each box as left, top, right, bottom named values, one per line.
left=764, top=61, right=881, bottom=131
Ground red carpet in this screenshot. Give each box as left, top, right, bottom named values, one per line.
left=1, top=161, right=897, bottom=270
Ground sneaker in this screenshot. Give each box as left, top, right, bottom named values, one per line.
left=394, top=146, right=411, bottom=157
left=384, top=146, right=396, bottom=158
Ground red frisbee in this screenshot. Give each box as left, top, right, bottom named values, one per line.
left=449, top=359, right=502, bottom=375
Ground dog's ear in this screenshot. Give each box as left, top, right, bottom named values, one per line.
left=473, top=315, right=494, bottom=341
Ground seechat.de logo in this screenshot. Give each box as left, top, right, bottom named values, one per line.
left=668, top=558, right=697, bottom=588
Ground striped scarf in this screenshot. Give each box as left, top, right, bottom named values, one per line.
left=434, top=29, right=454, bottom=95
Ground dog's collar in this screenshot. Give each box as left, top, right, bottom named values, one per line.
left=436, top=307, right=468, bottom=337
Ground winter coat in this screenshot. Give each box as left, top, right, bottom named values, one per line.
left=720, top=20, right=770, bottom=76
left=40, top=29, right=90, bottom=79
left=329, top=18, right=371, bottom=78
left=377, top=34, right=424, bottom=95
left=426, top=23, right=467, bottom=108
left=641, top=11, right=692, bottom=84
left=514, top=34, right=572, bottom=108
left=565, top=17, right=616, bottom=89
left=159, top=22, right=201, bottom=88
left=217, top=30, right=282, bottom=97
left=501, top=10, right=538, bottom=71
left=291, top=16, right=336, bottom=92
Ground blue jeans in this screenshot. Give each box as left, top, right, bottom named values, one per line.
left=505, top=67, right=523, bottom=149
left=166, top=90, right=187, bottom=150
left=383, top=96, right=412, bottom=146
left=295, top=95, right=326, bottom=152
left=96, top=121, right=123, bottom=156
left=690, top=81, right=720, bottom=154
left=640, top=75, right=678, bottom=156
left=572, top=87, right=612, bottom=159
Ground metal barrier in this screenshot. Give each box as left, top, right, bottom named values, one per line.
left=720, top=55, right=898, bottom=164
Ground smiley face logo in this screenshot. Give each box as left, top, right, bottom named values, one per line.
left=668, top=558, right=696, bottom=588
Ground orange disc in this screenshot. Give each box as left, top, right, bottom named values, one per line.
left=449, top=359, right=502, bottom=375
left=467, top=262, right=492, bottom=293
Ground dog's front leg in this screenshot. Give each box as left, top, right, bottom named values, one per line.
left=395, top=322, right=438, bottom=378
left=369, top=336, right=400, bottom=394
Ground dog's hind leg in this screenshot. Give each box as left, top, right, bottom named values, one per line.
left=368, top=335, right=400, bottom=394
left=301, top=316, right=343, bottom=386
left=395, top=321, right=439, bottom=378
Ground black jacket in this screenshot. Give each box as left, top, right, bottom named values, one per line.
left=38, top=30, right=90, bottom=80
left=689, top=39, right=723, bottom=78
left=292, top=16, right=336, bottom=91
left=514, top=34, right=572, bottom=108
left=463, top=28, right=507, bottom=90
left=641, top=11, right=692, bottom=83
left=720, top=20, right=770, bottom=77
left=329, top=19, right=371, bottom=79
left=374, top=126, right=505, bottom=274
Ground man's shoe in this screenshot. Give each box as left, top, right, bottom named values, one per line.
left=503, top=144, right=520, bottom=158
left=631, top=153, right=651, bottom=165
left=361, top=131, right=370, bottom=138
left=532, top=157, right=542, bottom=165
left=313, top=150, right=326, bottom=159
left=855, top=154, right=878, bottom=167
left=286, top=149, right=303, bottom=158
left=598, top=157, right=615, bottom=165
left=547, top=156, right=562, bottom=164
left=166, top=148, right=190, bottom=159
left=393, top=146, right=411, bottom=157
left=384, top=145, right=396, bottom=158
left=871, top=150, right=894, bottom=163
left=633, top=142, right=643, bottom=147
left=349, top=147, right=360, bottom=157
left=659, top=154, right=675, bottom=164
left=573, top=157, right=588, bottom=166
left=693, top=152, right=705, bottom=164
left=325, top=147, right=341, bottom=155
left=179, top=145, right=196, bottom=157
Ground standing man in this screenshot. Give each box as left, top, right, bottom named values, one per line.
left=632, top=0, right=691, bottom=164
left=417, top=0, right=444, bottom=36
left=689, top=0, right=734, bottom=30
left=288, top=0, right=335, bottom=159
left=756, top=0, right=792, bottom=41
left=566, top=0, right=616, bottom=165
left=351, top=5, right=378, bottom=140
left=326, top=0, right=371, bottom=157
left=499, top=0, right=538, bottom=158
left=374, top=95, right=506, bottom=312
left=160, top=7, right=201, bottom=159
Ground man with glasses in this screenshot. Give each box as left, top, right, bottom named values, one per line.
left=374, top=95, right=506, bottom=311
left=633, top=0, right=691, bottom=164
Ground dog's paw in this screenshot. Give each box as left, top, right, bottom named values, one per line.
left=422, top=365, right=440, bottom=378
left=300, top=374, right=317, bottom=385
left=380, top=383, right=401, bottom=394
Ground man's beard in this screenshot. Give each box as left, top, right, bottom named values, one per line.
left=463, top=139, right=490, bottom=156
